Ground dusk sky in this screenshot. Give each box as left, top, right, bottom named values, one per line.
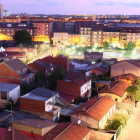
left=2, top=0, right=140, bottom=15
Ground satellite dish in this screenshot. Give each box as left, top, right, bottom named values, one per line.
left=78, top=120, right=81, bottom=125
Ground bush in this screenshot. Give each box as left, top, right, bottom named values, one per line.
left=105, top=114, right=129, bottom=130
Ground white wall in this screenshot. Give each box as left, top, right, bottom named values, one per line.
left=80, top=80, right=92, bottom=96
left=72, top=62, right=88, bottom=71
left=8, top=85, right=20, bottom=103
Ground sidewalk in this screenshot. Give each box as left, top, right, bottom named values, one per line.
left=118, top=102, right=140, bottom=140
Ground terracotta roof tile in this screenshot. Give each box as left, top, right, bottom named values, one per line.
left=43, top=122, right=90, bottom=140
left=28, top=63, right=45, bottom=73
left=71, top=96, right=116, bottom=121
left=98, top=81, right=131, bottom=97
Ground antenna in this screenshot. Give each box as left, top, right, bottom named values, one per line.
left=78, top=120, right=81, bottom=125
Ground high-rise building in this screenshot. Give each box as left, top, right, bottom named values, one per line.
left=0, top=4, right=3, bottom=19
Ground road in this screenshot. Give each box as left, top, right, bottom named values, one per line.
left=118, top=103, right=140, bottom=140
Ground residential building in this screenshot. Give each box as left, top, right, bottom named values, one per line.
left=111, top=60, right=140, bottom=77
left=68, top=33, right=80, bottom=45
left=57, top=72, right=92, bottom=99
left=0, top=58, right=34, bottom=84
left=0, top=82, right=20, bottom=108
left=91, top=67, right=108, bottom=76
left=84, top=51, right=103, bottom=62
left=98, top=81, right=131, bottom=102
left=53, top=32, right=69, bottom=46
left=71, top=59, right=91, bottom=71
left=70, top=96, right=116, bottom=129
left=20, top=87, right=70, bottom=122
left=40, top=55, right=69, bottom=71
left=114, top=73, right=138, bottom=84
left=33, top=21, right=53, bottom=43
left=28, top=61, right=57, bottom=76
left=0, top=4, right=3, bottom=19
left=43, top=122, right=91, bottom=140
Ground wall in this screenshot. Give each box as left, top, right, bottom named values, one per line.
left=84, top=54, right=103, bottom=62
left=71, top=115, right=99, bottom=129
left=99, top=104, right=116, bottom=129
left=98, top=92, right=127, bottom=102
left=57, top=80, right=81, bottom=96
left=80, top=80, right=91, bottom=96
left=111, top=61, right=140, bottom=77
left=9, top=85, right=20, bottom=103
left=72, top=62, right=88, bottom=71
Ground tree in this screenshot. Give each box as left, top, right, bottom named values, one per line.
left=127, top=85, right=140, bottom=102
left=13, top=30, right=32, bottom=45
left=126, top=41, right=136, bottom=51
left=48, top=67, right=67, bottom=90
left=104, top=42, right=109, bottom=50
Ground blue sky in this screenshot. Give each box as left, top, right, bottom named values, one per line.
left=2, top=0, right=140, bottom=14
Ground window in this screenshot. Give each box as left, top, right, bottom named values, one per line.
left=1, top=91, right=7, bottom=100
left=91, top=56, right=93, bottom=59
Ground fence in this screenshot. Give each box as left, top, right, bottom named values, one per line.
left=113, top=125, right=122, bottom=140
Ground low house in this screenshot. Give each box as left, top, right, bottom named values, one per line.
left=92, top=67, right=108, bottom=76
left=111, top=60, right=140, bottom=77
left=10, top=119, right=91, bottom=140
left=57, top=72, right=92, bottom=101
left=40, top=55, right=69, bottom=71
left=70, top=96, right=116, bottom=129
left=0, top=58, right=34, bottom=84
left=98, top=81, right=131, bottom=102
left=84, top=51, right=103, bottom=62
left=43, top=122, right=91, bottom=140
left=103, top=58, right=117, bottom=65
left=71, top=59, right=91, bottom=71
left=28, top=61, right=57, bottom=75
left=20, top=87, right=70, bottom=122
left=94, top=81, right=111, bottom=89
left=0, top=82, right=20, bottom=108
left=114, top=73, right=138, bottom=84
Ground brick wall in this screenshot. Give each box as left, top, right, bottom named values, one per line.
left=57, top=80, right=81, bottom=96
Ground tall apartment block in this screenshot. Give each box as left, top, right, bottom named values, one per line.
left=0, top=4, right=3, bottom=19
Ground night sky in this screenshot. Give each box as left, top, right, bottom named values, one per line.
left=2, top=0, right=140, bottom=15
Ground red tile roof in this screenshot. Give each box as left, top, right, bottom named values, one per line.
left=28, top=63, right=45, bottom=74
left=3, top=129, right=30, bottom=140
left=92, top=67, right=108, bottom=73
left=115, top=73, right=138, bottom=82
left=71, top=96, right=116, bottom=121
left=42, top=122, right=91, bottom=140
left=98, top=81, right=131, bottom=97
left=58, top=91, right=78, bottom=102
left=0, top=128, right=8, bottom=140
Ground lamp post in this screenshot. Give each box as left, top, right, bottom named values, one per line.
left=5, top=102, right=14, bottom=140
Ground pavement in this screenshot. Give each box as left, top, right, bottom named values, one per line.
left=118, top=102, right=140, bottom=140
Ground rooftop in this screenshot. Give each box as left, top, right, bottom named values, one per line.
left=4, top=58, right=29, bottom=71
left=71, top=96, right=116, bottom=121
left=98, top=81, right=131, bottom=97
left=43, top=122, right=91, bottom=140
left=0, top=82, right=19, bottom=92
left=14, top=119, right=56, bottom=129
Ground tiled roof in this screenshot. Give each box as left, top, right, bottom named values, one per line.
left=111, top=60, right=140, bottom=68
left=3, top=129, right=30, bottom=140
left=98, top=81, right=131, bottom=97
left=92, top=67, right=108, bottom=73
left=4, top=58, right=29, bottom=71
left=58, top=91, right=77, bottom=102
left=72, top=59, right=90, bottom=64
left=65, top=72, right=84, bottom=81
left=71, top=96, right=116, bottom=121
left=115, top=73, right=138, bottom=81
left=27, top=63, right=45, bottom=73
left=0, top=128, right=8, bottom=140
left=35, top=61, right=57, bottom=70
left=42, top=122, right=91, bottom=140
